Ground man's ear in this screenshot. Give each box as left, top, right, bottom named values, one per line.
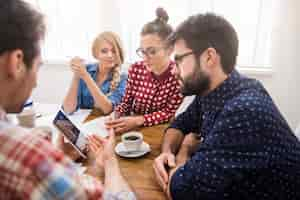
left=205, top=47, right=218, bottom=68
left=6, top=49, right=25, bottom=79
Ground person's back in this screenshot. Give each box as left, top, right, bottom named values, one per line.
left=0, top=0, right=135, bottom=199
left=0, top=119, right=93, bottom=199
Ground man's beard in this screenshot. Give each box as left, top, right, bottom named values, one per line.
left=179, top=60, right=211, bottom=96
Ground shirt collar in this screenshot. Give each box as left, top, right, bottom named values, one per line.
left=87, top=63, right=113, bottom=81
left=150, top=61, right=174, bottom=82
left=86, top=63, right=98, bottom=72
left=200, top=69, right=241, bottom=111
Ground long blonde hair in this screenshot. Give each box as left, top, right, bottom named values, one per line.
left=92, top=31, right=124, bottom=93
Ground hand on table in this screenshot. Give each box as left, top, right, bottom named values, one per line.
left=153, top=133, right=201, bottom=194
left=105, top=116, right=144, bottom=134
left=153, top=152, right=176, bottom=192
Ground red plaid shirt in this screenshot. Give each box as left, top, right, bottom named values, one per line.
left=115, top=61, right=183, bottom=126
left=0, top=107, right=103, bottom=199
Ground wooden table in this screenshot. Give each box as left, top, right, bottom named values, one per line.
left=85, top=110, right=168, bottom=200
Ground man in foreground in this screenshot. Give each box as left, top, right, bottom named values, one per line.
left=0, top=0, right=135, bottom=199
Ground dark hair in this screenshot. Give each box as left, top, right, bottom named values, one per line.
left=168, top=13, right=238, bottom=74
left=141, top=7, right=173, bottom=41
left=0, top=0, right=45, bottom=68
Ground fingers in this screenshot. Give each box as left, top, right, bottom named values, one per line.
left=167, top=154, right=176, bottom=168
left=88, top=135, right=106, bottom=156
left=105, top=118, right=124, bottom=126
left=153, top=155, right=170, bottom=184
left=89, top=135, right=105, bottom=147
left=88, top=140, right=98, bottom=154
left=114, top=127, right=126, bottom=135
left=70, top=57, right=83, bottom=66
left=111, top=111, right=120, bottom=120
left=71, top=65, right=83, bottom=74
left=106, top=121, right=126, bottom=130
left=153, top=163, right=167, bottom=191
left=107, top=128, right=115, bottom=140
left=70, top=66, right=81, bottom=76
left=71, top=65, right=80, bottom=70
left=105, top=116, right=113, bottom=122
left=104, top=128, right=116, bottom=146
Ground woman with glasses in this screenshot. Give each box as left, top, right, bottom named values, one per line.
left=63, top=31, right=127, bottom=114
left=106, top=8, right=183, bottom=134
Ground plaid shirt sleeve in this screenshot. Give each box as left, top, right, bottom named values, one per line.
left=0, top=127, right=103, bottom=200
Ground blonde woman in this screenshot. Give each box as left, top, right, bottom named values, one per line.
left=63, top=31, right=127, bottom=114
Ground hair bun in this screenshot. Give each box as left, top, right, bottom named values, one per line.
left=156, top=7, right=169, bottom=23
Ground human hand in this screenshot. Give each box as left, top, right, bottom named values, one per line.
left=153, top=152, right=176, bottom=191
left=56, top=132, right=82, bottom=161
left=70, top=56, right=89, bottom=80
left=87, top=128, right=116, bottom=169
left=105, top=116, right=144, bottom=134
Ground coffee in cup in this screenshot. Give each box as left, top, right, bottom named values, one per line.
left=121, top=131, right=143, bottom=151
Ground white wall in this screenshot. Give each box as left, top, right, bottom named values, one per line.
left=249, top=0, right=300, bottom=130
left=31, top=65, right=72, bottom=104
left=32, top=0, right=300, bottom=130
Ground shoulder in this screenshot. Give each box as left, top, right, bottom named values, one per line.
left=223, top=79, right=273, bottom=117
left=0, top=127, right=66, bottom=169
left=128, top=61, right=147, bottom=74
left=119, top=72, right=128, bottom=83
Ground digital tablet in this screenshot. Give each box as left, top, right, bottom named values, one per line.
left=53, top=110, right=87, bottom=159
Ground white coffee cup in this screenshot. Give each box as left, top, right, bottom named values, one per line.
left=121, top=131, right=143, bottom=152
left=17, top=108, right=36, bottom=128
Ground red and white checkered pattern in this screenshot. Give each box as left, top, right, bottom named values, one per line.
left=115, top=61, right=183, bottom=126
left=0, top=107, right=103, bottom=199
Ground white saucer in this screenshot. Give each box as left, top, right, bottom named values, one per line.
left=115, top=141, right=151, bottom=158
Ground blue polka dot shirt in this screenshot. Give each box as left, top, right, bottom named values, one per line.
left=169, top=70, right=300, bottom=200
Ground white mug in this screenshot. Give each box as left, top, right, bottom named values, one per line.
left=121, top=131, right=143, bottom=152
left=17, top=108, right=36, bottom=128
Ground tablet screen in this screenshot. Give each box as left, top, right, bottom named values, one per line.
left=53, top=110, right=87, bottom=157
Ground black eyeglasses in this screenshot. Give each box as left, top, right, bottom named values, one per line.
left=136, top=47, right=164, bottom=58
left=173, top=45, right=213, bottom=68
left=174, top=51, right=197, bottom=68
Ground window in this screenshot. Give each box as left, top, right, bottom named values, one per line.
left=118, top=0, right=279, bottom=69
left=26, top=0, right=279, bottom=69
left=25, top=0, right=101, bottom=63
